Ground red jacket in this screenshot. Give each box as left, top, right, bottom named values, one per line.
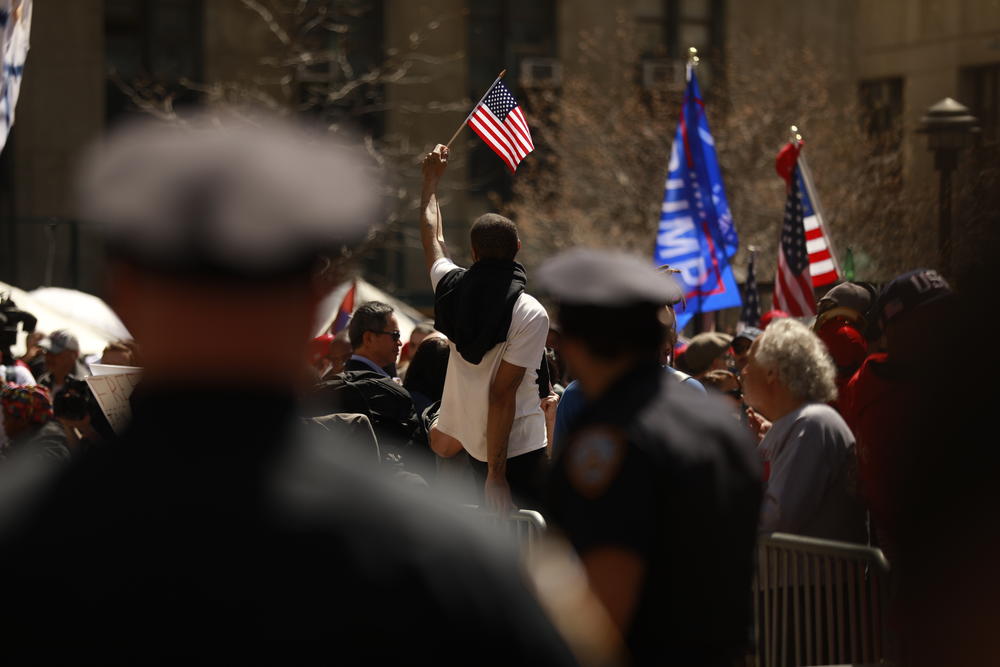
left=841, top=353, right=921, bottom=544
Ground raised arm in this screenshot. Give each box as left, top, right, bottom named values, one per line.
left=420, top=144, right=451, bottom=272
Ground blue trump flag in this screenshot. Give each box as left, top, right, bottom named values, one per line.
left=654, top=65, right=740, bottom=330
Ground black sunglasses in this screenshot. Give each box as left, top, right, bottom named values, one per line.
left=371, top=329, right=401, bottom=342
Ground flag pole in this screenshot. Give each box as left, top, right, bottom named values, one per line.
left=792, top=124, right=844, bottom=280
left=685, top=47, right=699, bottom=83
left=446, top=69, right=507, bottom=149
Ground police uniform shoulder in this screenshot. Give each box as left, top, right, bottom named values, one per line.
left=536, top=248, right=683, bottom=307
left=636, top=380, right=759, bottom=473
left=77, top=114, right=381, bottom=278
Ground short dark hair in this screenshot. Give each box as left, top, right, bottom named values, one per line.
left=470, top=214, right=519, bottom=262
left=557, top=303, right=666, bottom=363
left=348, top=301, right=394, bottom=349
left=403, top=336, right=451, bottom=403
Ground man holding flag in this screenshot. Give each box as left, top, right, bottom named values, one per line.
left=419, top=144, right=550, bottom=516
left=654, top=49, right=741, bottom=331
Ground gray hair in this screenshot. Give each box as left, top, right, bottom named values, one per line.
left=754, top=318, right=837, bottom=403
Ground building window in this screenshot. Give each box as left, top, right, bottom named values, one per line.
left=961, top=63, right=1000, bottom=145
left=634, top=0, right=723, bottom=93
left=635, top=0, right=723, bottom=61
left=295, top=0, right=385, bottom=140
left=468, top=0, right=556, bottom=198
left=105, top=0, right=204, bottom=123
left=859, top=77, right=904, bottom=155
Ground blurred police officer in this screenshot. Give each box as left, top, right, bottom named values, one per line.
left=0, top=116, right=577, bottom=666
left=539, top=248, right=762, bottom=667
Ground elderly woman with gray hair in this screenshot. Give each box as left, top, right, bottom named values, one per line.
left=742, top=319, right=866, bottom=543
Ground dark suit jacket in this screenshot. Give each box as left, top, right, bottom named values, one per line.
left=345, top=356, right=390, bottom=376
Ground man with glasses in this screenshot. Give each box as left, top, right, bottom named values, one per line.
left=346, top=301, right=403, bottom=379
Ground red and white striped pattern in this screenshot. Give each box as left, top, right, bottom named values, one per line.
left=774, top=244, right=816, bottom=316
left=466, top=81, right=534, bottom=172
left=804, top=211, right=838, bottom=287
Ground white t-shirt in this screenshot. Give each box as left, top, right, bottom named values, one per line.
left=431, top=257, right=549, bottom=462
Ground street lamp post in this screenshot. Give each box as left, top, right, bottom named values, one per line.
left=917, top=98, right=979, bottom=274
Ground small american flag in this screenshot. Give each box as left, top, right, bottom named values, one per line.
left=467, top=79, right=534, bottom=172
left=739, top=250, right=761, bottom=329
left=773, top=173, right=816, bottom=316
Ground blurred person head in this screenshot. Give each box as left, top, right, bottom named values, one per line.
left=308, top=334, right=335, bottom=376
left=402, top=336, right=451, bottom=404
left=469, top=213, right=520, bottom=263
left=741, top=318, right=837, bottom=421
left=700, top=369, right=743, bottom=417
left=1, top=385, right=53, bottom=441
left=77, top=114, right=379, bottom=387
left=537, top=249, right=682, bottom=399
left=348, top=301, right=401, bottom=369
left=815, top=281, right=877, bottom=334
left=683, top=332, right=734, bottom=378
left=329, top=331, right=352, bottom=375
left=877, top=269, right=954, bottom=367
left=409, top=322, right=435, bottom=350
left=400, top=322, right=435, bottom=366
left=25, top=331, right=45, bottom=351
left=38, top=330, right=80, bottom=380
left=545, top=323, right=561, bottom=351
left=100, top=340, right=138, bottom=367
left=731, top=327, right=762, bottom=373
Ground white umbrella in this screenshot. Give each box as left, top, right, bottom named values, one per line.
left=1, top=282, right=119, bottom=356
left=314, top=278, right=429, bottom=343
left=28, top=287, right=131, bottom=342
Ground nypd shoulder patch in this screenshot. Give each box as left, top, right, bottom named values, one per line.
left=566, top=428, right=627, bottom=499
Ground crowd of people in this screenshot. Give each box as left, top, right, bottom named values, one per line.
left=0, top=117, right=995, bottom=666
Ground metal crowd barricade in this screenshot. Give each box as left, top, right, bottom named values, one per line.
left=464, top=506, right=547, bottom=558
left=752, top=532, right=891, bottom=667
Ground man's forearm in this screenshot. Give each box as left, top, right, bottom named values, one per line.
left=420, top=184, right=448, bottom=270
left=485, top=390, right=517, bottom=479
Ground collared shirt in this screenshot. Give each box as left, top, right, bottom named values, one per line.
left=349, top=354, right=389, bottom=377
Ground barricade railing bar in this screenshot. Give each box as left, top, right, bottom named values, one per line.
left=752, top=532, right=891, bottom=667
left=463, top=506, right=547, bottom=558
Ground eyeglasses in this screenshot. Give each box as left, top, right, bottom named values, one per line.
left=371, top=330, right=401, bottom=342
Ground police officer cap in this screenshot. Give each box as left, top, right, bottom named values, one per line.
left=77, top=114, right=381, bottom=279
left=537, top=247, right=684, bottom=307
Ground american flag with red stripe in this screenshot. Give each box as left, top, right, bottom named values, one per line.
left=467, top=80, right=534, bottom=172
left=773, top=142, right=840, bottom=316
